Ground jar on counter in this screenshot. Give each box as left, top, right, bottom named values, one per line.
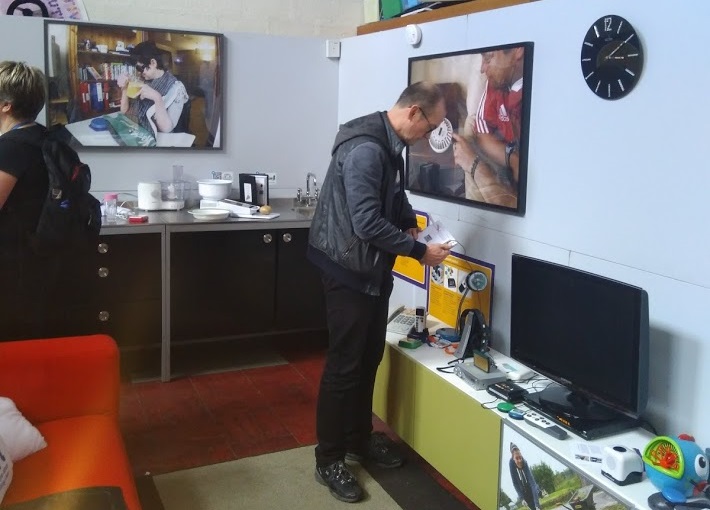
left=104, top=192, right=118, bottom=223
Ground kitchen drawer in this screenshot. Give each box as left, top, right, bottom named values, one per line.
left=64, top=233, right=162, bottom=304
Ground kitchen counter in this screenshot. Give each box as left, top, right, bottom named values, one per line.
left=100, top=198, right=313, bottom=233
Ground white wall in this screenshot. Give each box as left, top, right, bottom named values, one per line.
left=0, top=16, right=340, bottom=200
left=339, top=0, right=710, bottom=445
left=83, top=0, right=363, bottom=38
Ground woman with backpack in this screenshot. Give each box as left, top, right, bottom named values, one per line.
left=0, top=60, right=55, bottom=341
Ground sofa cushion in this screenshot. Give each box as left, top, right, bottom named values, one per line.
left=2, top=415, right=140, bottom=510
left=0, top=435, right=12, bottom=504
left=0, top=398, right=46, bottom=462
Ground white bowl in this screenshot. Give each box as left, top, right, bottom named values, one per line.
left=188, top=208, right=230, bottom=221
left=196, top=179, right=233, bottom=200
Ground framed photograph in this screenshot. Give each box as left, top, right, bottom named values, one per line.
left=407, top=42, right=534, bottom=214
left=500, top=425, right=631, bottom=510
left=44, top=20, right=223, bottom=149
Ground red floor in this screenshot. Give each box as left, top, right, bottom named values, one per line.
left=118, top=337, right=477, bottom=509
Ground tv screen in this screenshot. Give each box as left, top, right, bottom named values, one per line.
left=510, top=254, right=649, bottom=420
left=407, top=42, right=533, bottom=215
left=44, top=20, right=223, bottom=149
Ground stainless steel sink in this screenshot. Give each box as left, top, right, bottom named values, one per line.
left=291, top=205, right=316, bottom=219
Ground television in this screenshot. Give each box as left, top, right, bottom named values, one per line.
left=510, top=254, right=649, bottom=439
left=407, top=42, right=533, bottom=215
left=44, top=20, right=223, bottom=149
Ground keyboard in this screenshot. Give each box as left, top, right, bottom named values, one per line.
left=387, top=311, right=416, bottom=335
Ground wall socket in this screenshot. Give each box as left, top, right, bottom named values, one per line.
left=223, top=172, right=233, bottom=181
left=266, top=172, right=277, bottom=185
left=326, top=40, right=341, bottom=59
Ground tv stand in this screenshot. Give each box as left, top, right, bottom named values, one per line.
left=524, top=386, right=640, bottom=440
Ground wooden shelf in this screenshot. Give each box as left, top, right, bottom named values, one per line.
left=357, top=0, right=536, bottom=35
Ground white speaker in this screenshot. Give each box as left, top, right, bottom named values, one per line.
left=601, top=445, right=644, bottom=486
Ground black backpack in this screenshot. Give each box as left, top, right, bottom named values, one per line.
left=35, top=128, right=102, bottom=245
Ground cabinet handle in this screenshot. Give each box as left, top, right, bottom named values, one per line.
left=97, top=242, right=109, bottom=254
left=282, top=233, right=292, bottom=243
left=97, top=267, right=110, bottom=278
left=98, top=310, right=110, bottom=322
left=263, top=233, right=273, bottom=244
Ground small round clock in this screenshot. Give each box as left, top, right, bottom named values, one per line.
left=580, top=14, right=644, bottom=100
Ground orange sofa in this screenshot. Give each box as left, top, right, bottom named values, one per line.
left=0, top=335, right=141, bottom=510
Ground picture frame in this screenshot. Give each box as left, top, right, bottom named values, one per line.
left=44, top=20, right=223, bottom=150
left=407, top=42, right=534, bottom=215
left=500, top=425, right=631, bottom=510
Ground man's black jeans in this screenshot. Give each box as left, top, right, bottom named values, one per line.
left=315, top=274, right=392, bottom=467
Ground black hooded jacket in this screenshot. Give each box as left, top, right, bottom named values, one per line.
left=307, top=111, right=426, bottom=296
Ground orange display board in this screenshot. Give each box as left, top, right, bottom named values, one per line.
left=427, top=252, right=493, bottom=328
left=392, top=212, right=429, bottom=288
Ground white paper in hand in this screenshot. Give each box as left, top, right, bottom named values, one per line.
left=419, top=220, right=456, bottom=247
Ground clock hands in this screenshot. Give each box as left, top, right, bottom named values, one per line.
left=605, top=33, right=636, bottom=60
left=606, top=41, right=625, bottom=60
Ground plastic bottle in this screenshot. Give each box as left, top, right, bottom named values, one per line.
left=104, top=192, right=118, bottom=223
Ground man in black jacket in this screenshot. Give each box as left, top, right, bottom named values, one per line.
left=307, top=81, right=452, bottom=503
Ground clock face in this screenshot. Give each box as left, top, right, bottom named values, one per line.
left=580, top=15, right=644, bottom=100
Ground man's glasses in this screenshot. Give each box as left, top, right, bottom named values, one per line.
left=418, top=107, right=438, bottom=135
left=135, top=63, right=146, bottom=73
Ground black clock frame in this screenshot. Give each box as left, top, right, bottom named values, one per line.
left=581, top=14, right=644, bottom=100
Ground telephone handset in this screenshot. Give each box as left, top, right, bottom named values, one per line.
left=453, top=308, right=490, bottom=359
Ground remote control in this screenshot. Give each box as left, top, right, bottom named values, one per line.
left=522, top=411, right=568, bottom=440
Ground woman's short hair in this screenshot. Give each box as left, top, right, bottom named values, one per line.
left=0, top=61, right=46, bottom=121
left=130, top=42, right=166, bottom=70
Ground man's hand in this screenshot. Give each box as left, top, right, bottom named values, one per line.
left=421, top=243, right=451, bottom=266
left=406, top=227, right=419, bottom=240
left=138, top=84, right=162, bottom=102
left=116, top=74, right=130, bottom=89
left=452, top=133, right=476, bottom=172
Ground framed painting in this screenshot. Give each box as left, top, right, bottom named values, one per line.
left=407, top=42, right=534, bottom=214
left=44, top=20, right=223, bottom=149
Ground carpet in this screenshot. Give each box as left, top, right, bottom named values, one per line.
left=137, top=445, right=474, bottom=510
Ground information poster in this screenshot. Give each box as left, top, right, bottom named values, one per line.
left=427, top=251, right=493, bottom=328
left=392, top=211, right=428, bottom=288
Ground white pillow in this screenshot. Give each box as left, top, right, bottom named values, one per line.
left=0, top=397, right=47, bottom=462
left=0, top=435, right=13, bottom=504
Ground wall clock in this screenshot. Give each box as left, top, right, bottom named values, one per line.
left=580, top=14, right=644, bottom=100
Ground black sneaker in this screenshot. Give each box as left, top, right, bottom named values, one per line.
left=345, top=432, right=404, bottom=469
left=315, top=460, right=363, bottom=503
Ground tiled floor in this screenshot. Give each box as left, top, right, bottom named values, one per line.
left=118, top=336, right=477, bottom=509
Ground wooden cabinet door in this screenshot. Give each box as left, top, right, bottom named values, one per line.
left=274, top=228, right=326, bottom=330
left=170, top=229, right=276, bottom=341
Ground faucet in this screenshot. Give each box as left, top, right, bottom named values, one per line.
left=305, top=172, right=318, bottom=206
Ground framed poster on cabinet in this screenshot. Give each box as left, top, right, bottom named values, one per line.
left=407, top=42, right=533, bottom=215
left=44, top=20, right=223, bottom=149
